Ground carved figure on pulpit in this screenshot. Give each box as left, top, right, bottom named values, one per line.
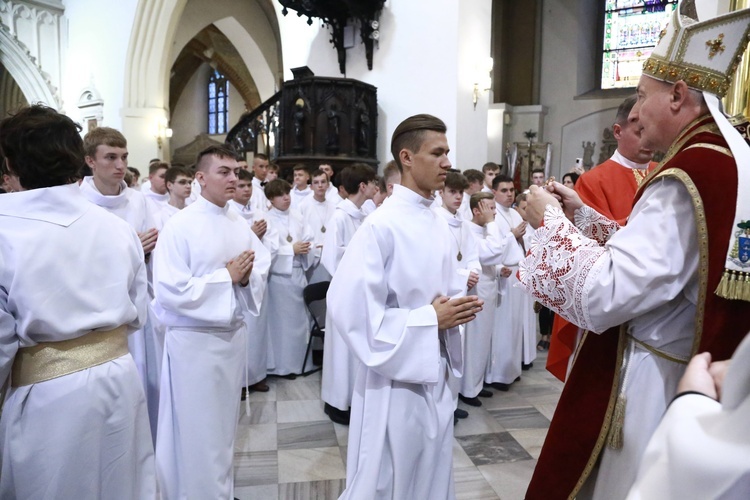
left=293, top=98, right=305, bottom=152
left=357, top=109, right=370, bottom=155
left=326, top=104, right=340, bottom=153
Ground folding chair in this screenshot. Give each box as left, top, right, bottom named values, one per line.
left=300, top=280, right=330, bottom=376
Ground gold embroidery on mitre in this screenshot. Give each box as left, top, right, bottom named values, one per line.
left=706, top=33, right=726, bottom=59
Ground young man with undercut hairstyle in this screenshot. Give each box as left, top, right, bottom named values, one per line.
left=530, top=167, right=546, bottom=186
left=250, top=153, right=270, bottom=213
left=329, top=114, right=483, bottom=499
left=320, top=163, right=377, bottom=425
left=152, top=144, right=270, bottom=499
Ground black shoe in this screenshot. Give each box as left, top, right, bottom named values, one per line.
left=522, top=362, right=533, bottom=371
left=491, top=382, right=510, bottom=391
left=324, top=403, right=351, bottom=425
left=454, top=408, right=469, bottom=419
left=458, top=394, right=482, bottom=407
left=515, top=376, right=521, bottom=382
left=240, top=387, right=247, bottom=401
left=478, top=389, right=493, bottom=398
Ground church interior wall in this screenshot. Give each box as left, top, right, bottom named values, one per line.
left=61, top=0, right=136, bottom=130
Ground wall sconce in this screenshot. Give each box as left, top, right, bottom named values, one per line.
left=154, top=117, right=173, bottom=150
left=473, top=57, right=494, bottom=110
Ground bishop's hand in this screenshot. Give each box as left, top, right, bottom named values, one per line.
left=526, top=185, right=562, bottom=229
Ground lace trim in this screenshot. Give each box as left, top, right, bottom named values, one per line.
left=518, top=205, right=606, bottom=331
left=574, top=205, right=620, bottom=245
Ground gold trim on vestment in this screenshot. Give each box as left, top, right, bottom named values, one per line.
left=650, top=168, right=710, bottom=357
left=569, top=325, right=628, bottom=500
left=11, top=326, right=128, bottom=387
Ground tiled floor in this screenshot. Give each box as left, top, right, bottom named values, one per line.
left=234, top=352, right=563, bottom=500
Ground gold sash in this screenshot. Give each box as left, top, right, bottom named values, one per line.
left=11, top=326, right=128, bottom=387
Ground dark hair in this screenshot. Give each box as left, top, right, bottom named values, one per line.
left=0, top=104, right=84, bottom=189
left=165, top=165, right=193, bottom=185
left=264, top=178, right=292, bottom=199
left=463, top=168, right=485, bottom=184
left=267, top=162, right=279, bottom=172
left=310, top=168, right=328, bottom=181
left=342, top=163, right=376, bottom=194
left=83, top=126, right=127, bottom=158
left=150, top=161, right=170, bottom=175
left=615, top=95, right=637, bottom=127
left=195, top=144, right=238, bottom=171
left=292, top=163, right=308, bottom=172
left=390, top=114, right=447, bottom=172
left=444, top=171, right=469, bottom=191
left=237, top=169, right=253, bottom=182
left=470, top=191, right=494, bottom=211
left=562, top=172, right=579, bottom=186
left=482, top=162, right=500, bottom=174
left=127, top=166, right=141, bottom=178
left=531, top=168, right=545, bottom=175
left=254, top=153, right=268, bottom=161
left=491, top=174, right=513, bottom=190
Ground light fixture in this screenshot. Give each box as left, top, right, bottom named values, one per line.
left=473, top=57, right=494, bottom=110
left=154, top=117, right=173, bottom=150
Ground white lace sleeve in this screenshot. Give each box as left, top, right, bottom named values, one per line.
left=574, top=205, right=621, bottom=246
left=518, top=205, right=607, bottom=331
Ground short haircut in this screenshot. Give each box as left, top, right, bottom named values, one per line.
left=390, top=114, right=447, bottom=172
left=342, top=163, right=376, bottom=194
left=444, top=171, right=469, bottom=191
left=515, top=192, right=528, bottom=204
left=463, top=168, right=485, bottom=184
left=377, top=175, right=386, bottom=193
left=383, top=160, right=400, bottom=184
left=470, top=191, right=494, bottom=211
left=267, top=162, right=279, bottom=172
left=482, top=162, right=500, bottom=173
left=614, top=95, right=637, bottom=127
left=310, top=168, right=328, bottom=181
left=531, top=168, right=545, bottom=175
left=254, top=153, right=268, bottom=161
left=83, top=126, right=127, bottom=158
left=492, top=174, right=514, bottom=190
left=195, top=144, right=238, bottom=172
left=127, top=166, right=141, bottom=177
left=293, top=163, right=308, bottom=173
left=237, top=169, right=253, bottom=182
left=0, top=104, right=84, bottom=189
left=264, top=178, right=292, bottom=199
left=150, top=161, right=169, bottom=175
left=165, top=165, right=193, bottom=185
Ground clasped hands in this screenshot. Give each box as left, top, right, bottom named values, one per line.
left=525, top=182, right=584, bottom=229
left=226, top=250, right=255, bottom=286
left=677, top=352, right=730, bottom=401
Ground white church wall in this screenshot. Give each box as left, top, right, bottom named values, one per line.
left=61, top=0, right=136, bottom=130
left=274, top=0, right=477, bottom=171
left=539, top=0, right=625, bottom=177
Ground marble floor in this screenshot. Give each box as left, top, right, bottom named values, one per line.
left=233, top=351, right=563, bottom=500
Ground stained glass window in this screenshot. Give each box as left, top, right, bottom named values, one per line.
left=208, top=70, right=228, bottom=134
left=601, top=1, right=678, bottom=90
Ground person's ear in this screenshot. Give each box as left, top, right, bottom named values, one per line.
left=612, top=123, right=623, bottom=140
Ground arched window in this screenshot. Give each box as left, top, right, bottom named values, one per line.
left=208, top=70, right=228, bottom=134
left=600, top=1, right=678, bottom=90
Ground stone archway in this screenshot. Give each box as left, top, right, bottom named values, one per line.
left=122, top=0, right=282, bottom=167
left=0, top=24, right=60, bottom=109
